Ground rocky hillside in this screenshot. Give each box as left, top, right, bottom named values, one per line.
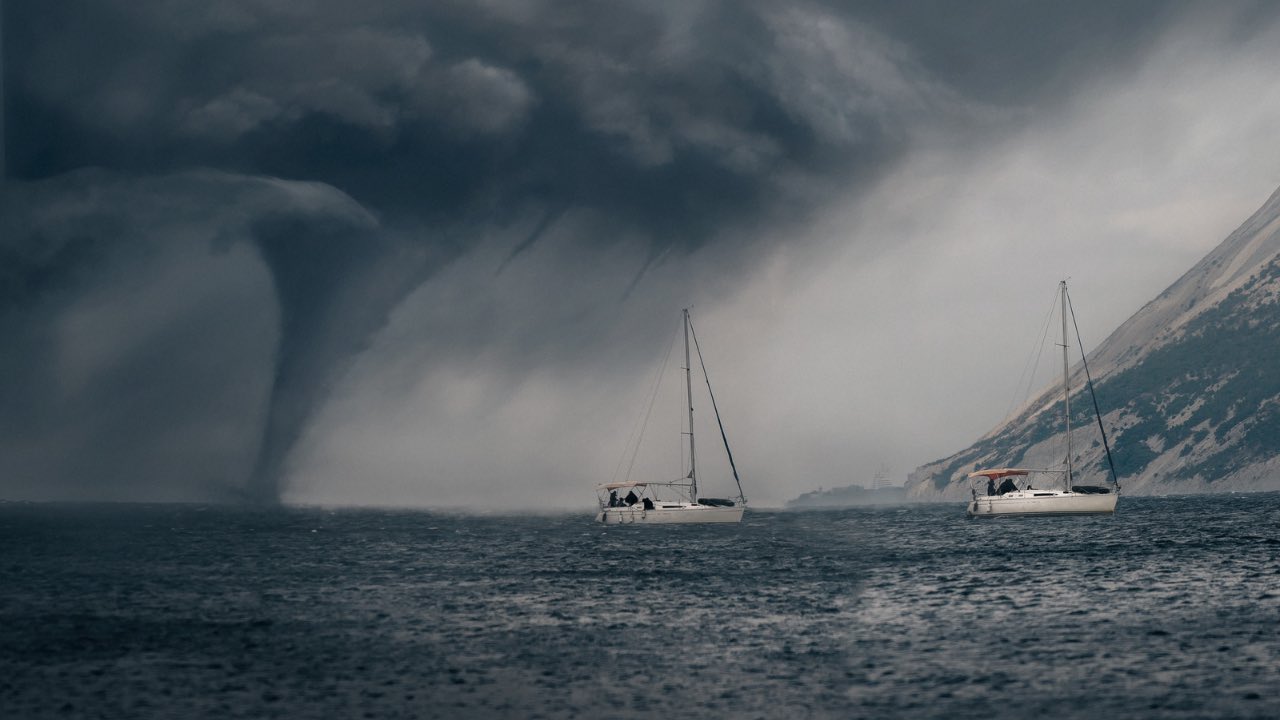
left=909, top=184, right=1280, bottom=499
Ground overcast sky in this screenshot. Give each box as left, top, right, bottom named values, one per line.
left=4, top=0, right=1280, bottom=508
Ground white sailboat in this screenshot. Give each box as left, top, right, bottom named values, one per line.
left=596, top=309, right=746, bottom=524
left=967, top=281, right=1120, bottom=517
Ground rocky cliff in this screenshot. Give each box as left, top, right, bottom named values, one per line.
left=909, top=184, right=1280, bottom=499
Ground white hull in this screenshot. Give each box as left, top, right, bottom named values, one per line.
left=968, top=490, right=1117, bottom=517
left=595, top=504, right=744, bottom=524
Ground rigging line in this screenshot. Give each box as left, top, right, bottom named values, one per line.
left=615, top=321, right=680, bottom=485
left=687, top=316, right=747, bottom=504
left=1066, top=287, right=1121, bottom=491
left=1006, top=286, right=1061, bottom=422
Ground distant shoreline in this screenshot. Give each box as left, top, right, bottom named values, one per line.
left=785, top=484, right=911, bottom=509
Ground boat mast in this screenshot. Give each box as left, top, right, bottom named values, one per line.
left=1061, top=280, right=1072, bottom=491
left=684, top=308, right=698, bottom=501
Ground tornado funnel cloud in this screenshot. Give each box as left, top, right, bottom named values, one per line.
left=245, top=217, right=432, bottom=503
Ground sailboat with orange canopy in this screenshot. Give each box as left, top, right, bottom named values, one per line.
left=595, top=309, right=747, bottom=524
left=967, top=281, right=1120, bottom=517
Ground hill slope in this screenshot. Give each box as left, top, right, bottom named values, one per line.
left=908, top=185, right=1280, bottom=499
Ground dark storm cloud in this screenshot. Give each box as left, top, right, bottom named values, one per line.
left=5, top=0, right=1276, bottom=502
left=9, top=1, right=940, bottom=229
left=10, top=1, right=1248, bottom=232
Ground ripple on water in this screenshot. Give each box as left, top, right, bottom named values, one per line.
left=1, top=496, right=1278, bottom=718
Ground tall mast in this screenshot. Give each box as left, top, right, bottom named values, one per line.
left=1061, top=280, right=1072, bottom=490
left=683, top=308, right=698, bottom=501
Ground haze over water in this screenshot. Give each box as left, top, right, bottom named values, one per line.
left=2, top=494, right=1278, bottom=718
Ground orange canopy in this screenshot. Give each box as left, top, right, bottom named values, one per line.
left=967, top=468, right=1032, bottom=481
left=598, top=481, right=649, bottom=490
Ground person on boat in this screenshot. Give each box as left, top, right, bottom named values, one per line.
left=642, top=497, right=654, bottom=510
left=986, top=477, right=996, bottom=496
left=997, top=477, right=1019, bottom=495
left=609, top=490, right=619, bottom=507
left=625, top=490, right=639, bottom=506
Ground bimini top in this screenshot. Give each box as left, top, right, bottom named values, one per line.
left=967, top=468, right=1032, bottom=481
left=597, top=480, right=689, bottom=491
left=593, top=479, right=645, bottom=489
left=591, top=479, right=650, bottom=489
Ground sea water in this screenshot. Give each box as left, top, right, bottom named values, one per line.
left=1, top=495, right=1278, bottom=719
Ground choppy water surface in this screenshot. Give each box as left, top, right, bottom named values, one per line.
left=2, top=495, right=1279, bottom=719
